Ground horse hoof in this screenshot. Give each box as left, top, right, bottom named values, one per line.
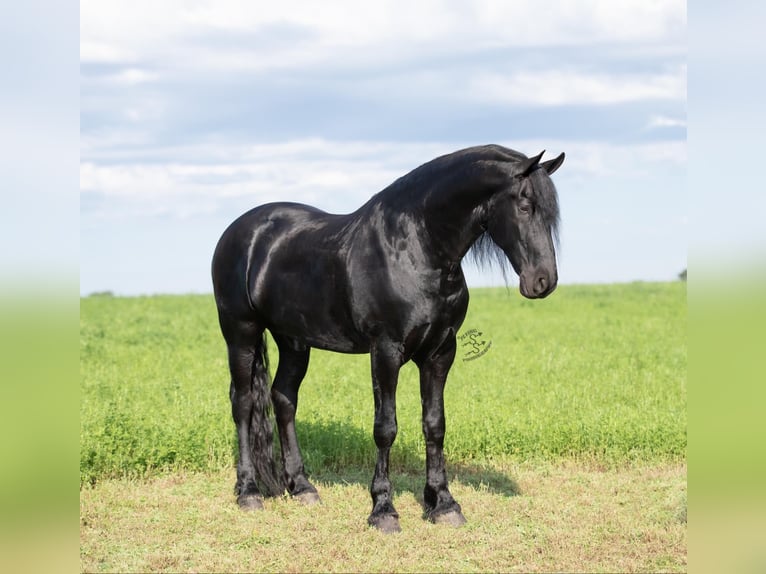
left=237, top=494, right=265, bottom=511
left=294, top=491, right=322, bottom=506
left=431, top=510, right=467, bottom=527
left=369, top=515, right=402, bottom=534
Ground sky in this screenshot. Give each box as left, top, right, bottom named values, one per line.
left=80, top=0, right=687, bottom=296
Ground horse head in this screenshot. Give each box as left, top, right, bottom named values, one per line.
left=486, top=150, right=564, bottom=299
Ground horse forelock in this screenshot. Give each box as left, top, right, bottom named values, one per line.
left=465, top=148, right=562, bottom=242
left=533, top=171, right=561, bottom=248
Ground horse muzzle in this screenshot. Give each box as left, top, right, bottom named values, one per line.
left=519, top=269, right=557, bottom=299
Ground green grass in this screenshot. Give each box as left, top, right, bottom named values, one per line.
left=80, top=282, right=686, bottom=486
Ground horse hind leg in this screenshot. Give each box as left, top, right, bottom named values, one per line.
left=271, top=336, right=320, bottom=505
left=226, top=330, right=284, bottom=510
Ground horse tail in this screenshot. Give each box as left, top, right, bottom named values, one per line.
left=249, top=332, right=285, bottom=497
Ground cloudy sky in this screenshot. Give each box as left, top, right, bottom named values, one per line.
left=80, top=0, right=687, bottom=295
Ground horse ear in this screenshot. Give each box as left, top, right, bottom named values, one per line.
left=517, top=150, right=545, bottom=177
left=541, top=152, right=565, bottom=175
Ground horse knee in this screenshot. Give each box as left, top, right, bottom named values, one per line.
left=230, top=387, right=253, bottom=422
left=271, top=386, right=295, bottom=412
left=373, top=419, right=397, bottom=448
left=422, top=414, right=445, bottom=445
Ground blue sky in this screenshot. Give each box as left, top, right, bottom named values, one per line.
left=80, top=0, right=687, bottom=295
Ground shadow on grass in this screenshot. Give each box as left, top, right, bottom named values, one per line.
left=296, top=418, right=521, bottom=501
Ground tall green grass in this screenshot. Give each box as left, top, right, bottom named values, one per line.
left=80, top=282, right=686, bottom=485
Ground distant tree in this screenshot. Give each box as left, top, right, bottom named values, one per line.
left=89, top=290, right=115, bottom=297
left=678, top=268, right=687, bottom=281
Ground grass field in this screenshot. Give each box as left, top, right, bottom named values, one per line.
left=81, top=462, right=686, bottom=573
left=80, top=282, right=686, bottom=572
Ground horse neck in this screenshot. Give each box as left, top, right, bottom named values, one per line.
left=416, top=159, right=507, bottom=264
left=358, top=150, right=514, bottom=266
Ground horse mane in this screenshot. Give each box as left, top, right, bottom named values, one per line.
left=468, top=231, right=513, bottom=282
left=366, top=144, right=561, bottom=282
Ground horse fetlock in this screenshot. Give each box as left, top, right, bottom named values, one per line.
left=423, top=483, right=453, bottom=509
left=286, top=471, right=318, bottom=495
left=291, top=479, right=321, bottom=505
left=235, top=474, right=259, bottom=495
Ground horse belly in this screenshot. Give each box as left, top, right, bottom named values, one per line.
left=252, top=261, right=368, bottom=353
left=266, top=298, right=369, bottom=353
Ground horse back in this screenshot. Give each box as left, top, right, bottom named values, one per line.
left=213, top=201, right=471, bottom=357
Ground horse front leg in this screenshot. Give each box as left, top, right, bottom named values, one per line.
left=418, top=334, right=466, bottom=526
left=367, top=342, right=403, bottom=533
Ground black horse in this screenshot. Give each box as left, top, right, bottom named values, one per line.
left=212, top=144, right=564, bottom=533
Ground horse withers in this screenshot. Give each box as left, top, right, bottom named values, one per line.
left=211, top=144, right=564, bottom=532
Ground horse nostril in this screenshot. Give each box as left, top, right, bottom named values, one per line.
left=536, top=276, right=548, bottom=295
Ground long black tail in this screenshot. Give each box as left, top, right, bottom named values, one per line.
left=249, top=333, right=285, bottom=497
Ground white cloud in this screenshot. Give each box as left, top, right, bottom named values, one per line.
left=470, top=66, right=686, bottom=107
left=80, top=139, right=438, bottom=217
left=107, top=68, right=158, bottom=85
left=80, top=41, right=137, bottom=64
left=80, top=66, right=160, bottom=89
left=558, top=140, right=686, bottom=178
left=646, top=115, right=687, bottom=129
left=81, top=137, right=686, bottom=221
left=80, top=0, right=686, bottom=70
